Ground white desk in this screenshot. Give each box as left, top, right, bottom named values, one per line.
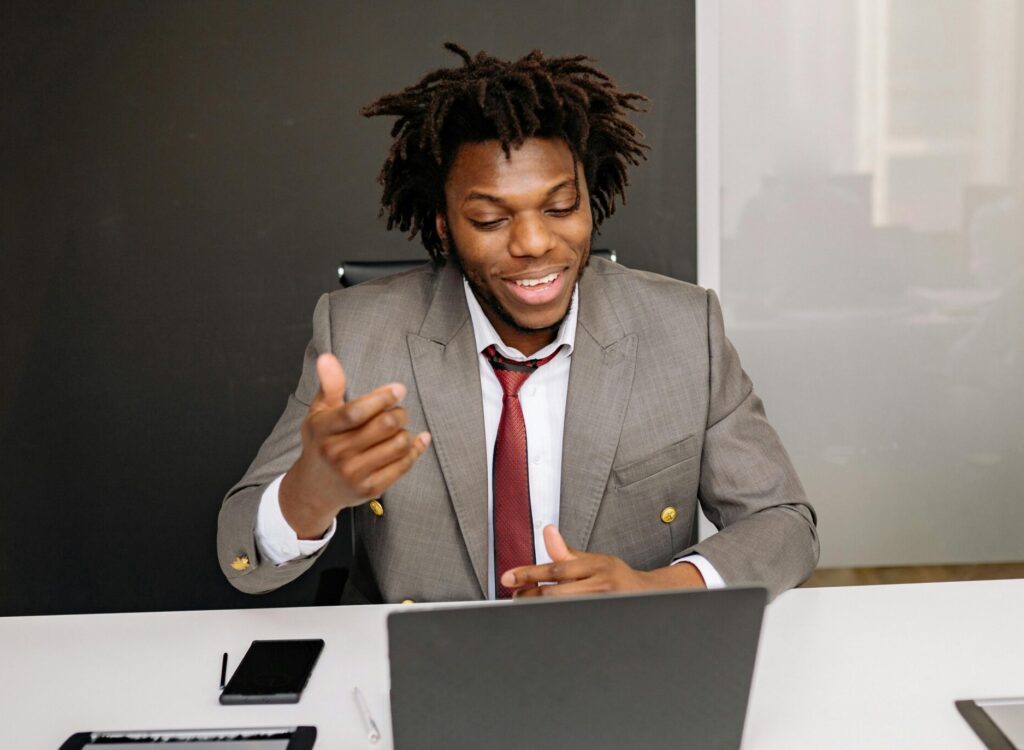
left=3, top=579, right=1021, bottom=748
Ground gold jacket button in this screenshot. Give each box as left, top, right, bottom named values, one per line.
left=230, top=555, right=251, bottom=571
left=369, top=499, right=384, bottom=517
left=401, top=599, right=415, bottom=605
left=660, top=506, right=677, bottom=524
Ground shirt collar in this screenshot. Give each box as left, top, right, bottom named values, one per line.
left=463, top=278, right=578, bottom=361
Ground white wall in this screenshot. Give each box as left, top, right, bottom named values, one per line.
left=704, top=0, right=1024, bottom=566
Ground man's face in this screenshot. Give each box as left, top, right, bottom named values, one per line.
left=438, top=137, right=592, bottom=354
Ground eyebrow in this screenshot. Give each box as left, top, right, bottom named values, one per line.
left=463, top=179, right=576, bottom=206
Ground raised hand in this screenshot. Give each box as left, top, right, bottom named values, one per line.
left=279, top=353, right=431, bottom=539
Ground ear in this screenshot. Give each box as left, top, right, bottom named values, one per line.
left=434, top=213, right=452, bottom=256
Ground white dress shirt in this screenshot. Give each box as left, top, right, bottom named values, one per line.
left=255, top=280, right=724, bottom=595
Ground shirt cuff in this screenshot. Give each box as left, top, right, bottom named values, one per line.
left=671, top=553, right=726, bottom=589
left=255, top=473, right=336, bottom=566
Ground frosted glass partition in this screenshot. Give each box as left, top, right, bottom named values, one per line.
left=716, top=0, right=1024, bottom=566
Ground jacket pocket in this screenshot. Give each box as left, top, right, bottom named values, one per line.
left=612, top=434, right=698, bottom=488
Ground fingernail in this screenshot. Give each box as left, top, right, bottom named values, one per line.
left=501, top=572, right=515, bottom=586
left=420, top=432, right=432, bottom=447
left=390, top=383, right=406, bottom=400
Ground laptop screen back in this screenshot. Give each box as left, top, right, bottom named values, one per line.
left=388, top=587, right=766, bottom=750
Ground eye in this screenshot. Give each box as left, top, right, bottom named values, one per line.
left=546, top=206, right=576, bottom=217
left=469, top=218, right=506, bottom=230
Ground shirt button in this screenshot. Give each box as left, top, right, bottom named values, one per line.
left=532, top=453, right=542, bottom=464
left=524, top=386, right=536, bottom=397
left=534, top=520, right=542, bottom=530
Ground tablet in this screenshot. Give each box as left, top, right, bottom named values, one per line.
left=59, top=726, right=316, bottom=750
left=958, top=698, right=1024, bottom=750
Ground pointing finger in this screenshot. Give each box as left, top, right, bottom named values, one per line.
left=502, top=557, right=596, bottom=588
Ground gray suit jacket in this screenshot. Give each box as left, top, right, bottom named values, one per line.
left=217, top=258, right=818, bottom=602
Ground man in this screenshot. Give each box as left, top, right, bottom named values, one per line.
left=218, top=44, right=818, bottom=603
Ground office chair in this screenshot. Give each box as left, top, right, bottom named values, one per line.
left=337, top=248, right=618, bottom=287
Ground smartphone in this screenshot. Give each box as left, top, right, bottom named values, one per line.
left=219, top=639, right=325, bottom=705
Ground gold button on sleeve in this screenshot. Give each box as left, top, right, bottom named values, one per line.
left=401, top=599, right=415, bottom=605
left=660, top=506, right=677, bottom=524
left=369, top=499, right=384, bottom=517
left=230, top=555, right=251, bottom=571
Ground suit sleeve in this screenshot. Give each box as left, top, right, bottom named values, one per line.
left=685, top=289, right=819, bottom=599
left=216, top=293, right=334, bottom=594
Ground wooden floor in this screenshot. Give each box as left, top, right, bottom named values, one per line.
left=802, top=562, right=1024, bottom=587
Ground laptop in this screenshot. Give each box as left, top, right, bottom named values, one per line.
left=387, top=587, right=767, bottom=750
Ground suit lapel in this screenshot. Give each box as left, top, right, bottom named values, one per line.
left=559, top=267, right=638, bottom=552
left=406, top=261, right=636, bottom=591
left=408, top=264, right=489, bottom=597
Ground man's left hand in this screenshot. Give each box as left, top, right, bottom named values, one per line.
left=502, top=525, right=707, bottom=598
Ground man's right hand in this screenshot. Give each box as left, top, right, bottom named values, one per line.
left=279, top=353, right=431, bottom=539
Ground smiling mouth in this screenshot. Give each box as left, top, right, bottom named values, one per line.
left=511, top=272, right=560, bottom=288
left=502, top=270, right=567, bottom=305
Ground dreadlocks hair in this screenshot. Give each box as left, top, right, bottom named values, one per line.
left=360, top=43, right=649, bottom=265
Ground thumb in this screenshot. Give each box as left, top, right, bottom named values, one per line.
left=314, top=353, right=347, bottom=410
left=543, top=525, right=579, bottom=562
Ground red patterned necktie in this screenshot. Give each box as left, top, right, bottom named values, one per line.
left=484, top=344, right=562, bottom=599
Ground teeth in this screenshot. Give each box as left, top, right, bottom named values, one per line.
left=514, top=273, right=559, bottom=287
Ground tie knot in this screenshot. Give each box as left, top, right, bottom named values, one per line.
left=484, top=344, right=560, bottom=397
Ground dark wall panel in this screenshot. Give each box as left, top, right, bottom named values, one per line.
left=0, top=0, right=696, bottom=616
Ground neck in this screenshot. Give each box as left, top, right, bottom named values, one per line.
left=484, top=308, right=558, bottom=357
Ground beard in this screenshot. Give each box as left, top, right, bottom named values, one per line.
left=446, top=238, right=590, bottom=337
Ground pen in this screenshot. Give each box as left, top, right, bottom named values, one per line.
left=353, top=686, right=381, bottom=744
left=219, top=652, right=228, bottom=690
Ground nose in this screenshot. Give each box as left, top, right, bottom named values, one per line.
left=508, top=212, right=556, bottom=258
